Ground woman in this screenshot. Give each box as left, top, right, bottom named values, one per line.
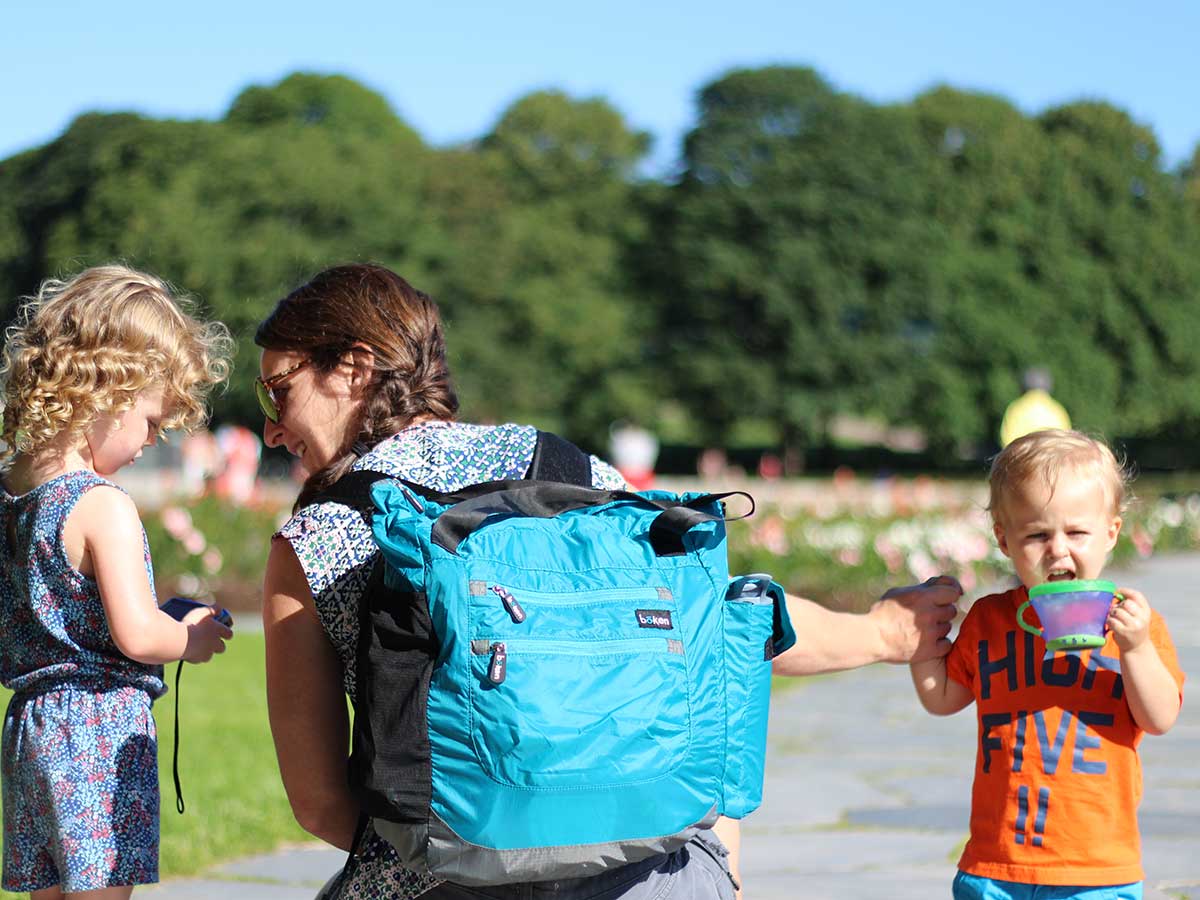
left=257, top=263, right=959, bottom=899
left=257, top=263, right=743, bottom=899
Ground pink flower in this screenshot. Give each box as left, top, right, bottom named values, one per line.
left=750, top=517, right=789, bottom=555
left=202, top=548, right=224, bottom=575
left=182, top=530, right=207, bottom=555
left=1131, top=525, right=1154, bottom=559
left=161, top=506, right=193, bottom=539
left=873, top=535, right=903, bottom=574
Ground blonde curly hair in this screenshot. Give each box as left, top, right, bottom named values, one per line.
left=1, top=265, right=233, bottom=463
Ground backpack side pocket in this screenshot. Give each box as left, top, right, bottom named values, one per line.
left=721, top=575, right=785, bottom=818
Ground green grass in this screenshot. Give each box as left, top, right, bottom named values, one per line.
left=0, top=633, right=311, bottom=897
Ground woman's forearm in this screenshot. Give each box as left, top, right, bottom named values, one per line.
left=772, top=577, right=959, bottom=677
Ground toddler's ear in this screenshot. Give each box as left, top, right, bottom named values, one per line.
left=1106, top=515, right=1123, bottom=549
left=993, top=522, right=1012, bottom=558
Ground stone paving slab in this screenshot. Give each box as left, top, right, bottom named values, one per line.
left=141, top=877, right=325, bottom=898
left=213, top=845, right=343, bottom=885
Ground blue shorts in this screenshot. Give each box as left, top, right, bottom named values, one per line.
left=2, top=686, right=159, bottom=892
left=953, top=871, right=1143, bottom=900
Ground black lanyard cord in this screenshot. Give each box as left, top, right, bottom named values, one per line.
left=172, top=659, right=185, bottom=814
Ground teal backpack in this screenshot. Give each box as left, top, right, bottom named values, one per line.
left=320, top=445, right=794, bottom=885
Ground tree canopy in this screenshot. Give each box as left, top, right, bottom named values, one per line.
left=2, top=69, right=1198, bottom=464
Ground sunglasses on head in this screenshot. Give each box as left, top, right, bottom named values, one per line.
left=255, top=359, right=310, bottom=423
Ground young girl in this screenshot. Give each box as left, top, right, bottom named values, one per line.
left=0, top=265, right=235, bottom=899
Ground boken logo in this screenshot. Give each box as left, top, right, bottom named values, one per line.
left=635, top=609, right=674, bottom=630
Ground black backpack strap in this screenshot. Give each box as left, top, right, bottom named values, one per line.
left=430, top=482, right=754, bottom=555
left=308, top=430, right=591, bottom=512
left=527, top=430, right=592, bottom=486
left=306, top=469, right=394, bottom=511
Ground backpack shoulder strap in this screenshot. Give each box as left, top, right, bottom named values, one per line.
left=308, top=428, right=592, bottom=511
left=527, top=430, right=592, bottom=487
left=305, top=469, right=393, bottom=512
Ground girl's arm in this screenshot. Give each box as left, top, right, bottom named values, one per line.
left=1110, top=588, right=1182, bottom=735
left=909, top=656, right=974, bottom=716
left=772, top=577, right=960, bottom=676
left=75, top=487, right=230, bottom=664
left=262, top=538, right=359, bottom=850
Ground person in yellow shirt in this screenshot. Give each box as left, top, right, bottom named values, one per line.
left=1000, top=368, right=1070, bottom=448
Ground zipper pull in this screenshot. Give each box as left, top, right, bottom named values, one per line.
left=490, top=585, right=527, bottom=624
left=488, top=642, right=507, bottom=685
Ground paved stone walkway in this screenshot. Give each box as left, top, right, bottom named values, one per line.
left=144, top=554, right=1200, bottom=899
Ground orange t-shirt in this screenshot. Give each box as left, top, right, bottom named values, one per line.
left=946, top=586, right=1185, bottom=886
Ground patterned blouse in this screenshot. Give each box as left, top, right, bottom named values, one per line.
left=276, top=421, right=623, bottom=899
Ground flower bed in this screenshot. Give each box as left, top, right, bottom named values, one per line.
left=727, top=484, right=1200, bottom=612
left=143, top=494, right=289, bottom=610
left=141, top=479, right=1200, bottom=613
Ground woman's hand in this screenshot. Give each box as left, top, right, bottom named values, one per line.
left=772, top=575, right=960, bottom=677
left=869, top=575, right=962, bottom=664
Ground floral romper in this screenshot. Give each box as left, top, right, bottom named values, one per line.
left=277, top=422, right=624, bottom=900
left=1, top=470, right=166, bottom=892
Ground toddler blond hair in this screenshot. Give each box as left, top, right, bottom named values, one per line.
left=988, top=428, right=1131, bottom=525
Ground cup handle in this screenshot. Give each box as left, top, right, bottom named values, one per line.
left=1104, top=591, right=1125, bottom=634
left=1016, top=600, right=1042, bottom=637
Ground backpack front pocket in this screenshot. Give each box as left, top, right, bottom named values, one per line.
left=468, top=636, right=691, bottom=788
left=469, top=581, right=678, bottom=641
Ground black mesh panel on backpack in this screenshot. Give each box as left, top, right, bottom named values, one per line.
left=348, top=564, right=438, bottom=822
left=306, top=472, right=437, bottom=824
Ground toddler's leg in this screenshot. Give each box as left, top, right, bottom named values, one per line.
left=62, top=887, right=135, bottom=899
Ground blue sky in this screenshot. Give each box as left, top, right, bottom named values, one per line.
left=3, top=0, right=1198, bottom=177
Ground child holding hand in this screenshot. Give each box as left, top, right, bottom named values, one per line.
left=910, top=429, right=1184, bottom=900
left=0, top=265, right=234, bottom=898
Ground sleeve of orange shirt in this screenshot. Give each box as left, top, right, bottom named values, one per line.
left=946, top=594, right=990, bottom=690
left=1149, top=610, right=1186, bottom=700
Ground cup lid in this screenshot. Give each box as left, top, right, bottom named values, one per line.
left=1029, top=578, right=1115, bottom=597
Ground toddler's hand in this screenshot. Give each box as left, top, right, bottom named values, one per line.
left=1108, top=587, right=1151, bottom=653
left=182, top=605, right=233, bottom=663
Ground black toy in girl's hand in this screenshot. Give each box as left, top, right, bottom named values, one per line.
left=160, top=597, right=234, bottom=628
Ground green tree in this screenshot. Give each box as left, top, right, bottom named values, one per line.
left=1030, top=102, right=1200, bottom=440
left=414, top=91, right=655, bottom=451
left=655, top=66, right=939, bottom=458
left=0, top=74, right=434, bottom=425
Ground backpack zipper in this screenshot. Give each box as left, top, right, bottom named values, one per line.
left=489, top=585, right=527, bottom=624
left=479, top=583, right=672, bottom=622
left=487, top=642, right=507, bottom=684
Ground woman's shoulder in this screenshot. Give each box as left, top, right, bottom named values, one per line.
left=373, top=420, right=537, bottom=462
left=356, top=421, right=539, bottom=489
left=362, top=421, right=626, bottom=491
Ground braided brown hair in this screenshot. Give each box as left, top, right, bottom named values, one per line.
left=254, top=264, right=459, bottom=508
